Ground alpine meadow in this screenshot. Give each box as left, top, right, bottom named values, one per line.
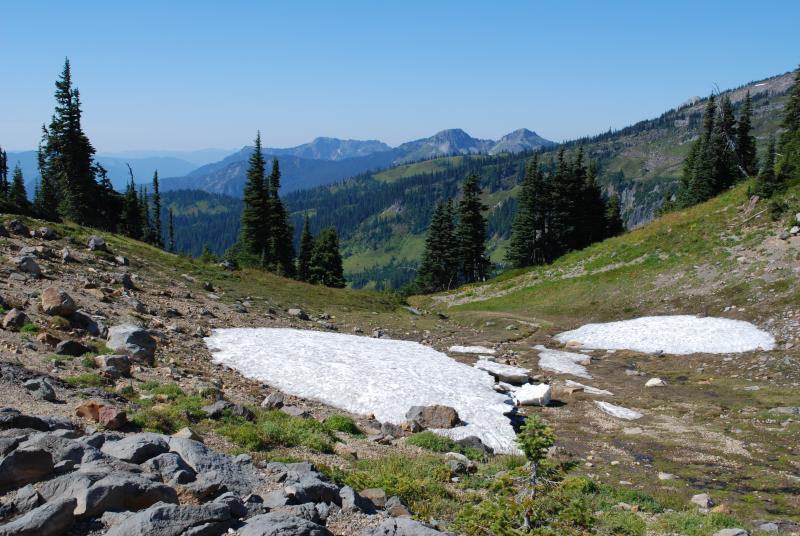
left=1, top=3, right=799, bottom=536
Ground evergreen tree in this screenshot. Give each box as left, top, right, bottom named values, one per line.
left=121, top=169, right=143, bottom=240
left=581, top=159, right=608, bottom=246
left=8, top=165, right=30, bottom=215
left=267, top=159, right=295, bottom=275
left=151, top=171, right=163, bottom=248
left=33, top=132, right=60, bottom=218
left=0, top=147, right=8, bottom=200
left=168, top=207, right=176, bottom=252
left=237, top=132, right=271, bottom=265
left=736, top=92, right=758, bottom=176
left=140, top=187, right=154, bottom=243
left=605, top=193, right=625, bottom=237
left=297, top=213, right=314, bottom=282
left=777, top=66, right=800, bottom=183
left=309, top=227, right=346, bottom=288
left=414, top=199, right=458, bottom=292
left=455, top=174, right=489, bottom=283
left=506, top=157, right=542, bottom=268
left=753, top=138, right=779, bottom=198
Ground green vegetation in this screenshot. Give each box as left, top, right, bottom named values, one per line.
left=20, top=323, right=39, bottom=333
left=219, top=411, right=336, bottom=453
left=406, top=431, right=482, bottom=461
left=65, top=373, right=105, bottom=387
left=322, top=415, right=362, bottom=435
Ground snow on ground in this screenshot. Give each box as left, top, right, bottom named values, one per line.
left=206, top=328, right=519, bottom=454
left=474, top=359, right=529, bottom=384
left=595, top=401, right=643, bottom=420
left=449, top=345, right=496, bottom=355
left=555, top=315, right=775, bottom=355
left=534, top=345, right=592, bottom=379
left=564, top=380, right=613, bottom=396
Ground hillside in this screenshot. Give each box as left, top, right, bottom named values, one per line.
left=0, top=173, right=797, bottom=534
left=282, top=71, right=795, bottom=290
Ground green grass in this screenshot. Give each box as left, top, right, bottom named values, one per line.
left=81, top=356, right=97, bottom=369
left=407, top=431, right=483, bottom=461
left=218, top=410, right=337, bottom=453
left=20, top=323, right=39, bottom=333
left=654, top=511, right=747, bottom=536
left=322, top=415, right=363, bottom=436
left=64, top=373, right=105, bottom=387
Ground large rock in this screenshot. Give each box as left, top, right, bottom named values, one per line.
left=2, top=308, right=29, bottom=331
left=0, top=408, right=72, bottom=432
left=23, top=377, right=56, bottom=402
left=12, top=256, right=40, bottom=276
left=95, top=355, right=131, bottom=376
left=0, top=497, right=76, bottom=536
left=74, top=473, right=178, bottom=517
left=87, top=235, right=107, bottom=251
left=287, top=308, right=309, bottom=321
left=238, top=511, right=332, bottom=536
left=339, top=486, right=375, bottom=514
left=16, top=431, right=100, bottom=466
left=75, top=400, right=127, bottom=430
left=141, top=452, right=196, bottom=484
left=41, top=288, right=77, bottom=316
left=0, top=447, right=54, bottom=491
left=55, top=339, right=93, bottom=357
left=33, top=227, right=59, bottom=240
left=105, top=501, right=232, bottom=536
left=513, top=383, right=552, bottom=406
left=70, top=310, right=102, bottom=336
left=168, top=436, right=257, bottom=497
left=8, top=220, right=30, bottom=236
left=107, top=324, right=157, bottom=365
left=364, top=518, right=451, bottom=535
left=405, top=405, right=461, bottom=429
left=101, top=433, right=170, bottom=463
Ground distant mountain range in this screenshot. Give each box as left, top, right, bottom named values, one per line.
left=159, top=128, right=555, bottom=196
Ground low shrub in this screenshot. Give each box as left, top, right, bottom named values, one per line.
left=323, top=414, right=363, bottom=435
left=65, top=373, right=105, bottom=387
left=20, top=323, right=39, bottom=333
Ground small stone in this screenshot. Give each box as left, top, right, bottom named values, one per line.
left=359, top=488, right=387, bottom=509
left=261, top=392, right=285, bottom=409
left=114, top=255, right=129, bottom=266
left=55, top=340, right=93, bottom=357
left=60, top=248, right=78, bottom=263
left=287, top=308, right=309, bottom=321
left=645, top=377, right=667, bottom=387
left=712, top=529, right=748, bottom=536
left=791, top=226, right=800, bottom=235
left=113, top=273, right=135, bottom=289
left=3, top=308, right=30, bottom=331
left=172, top=427, right=202, bottom=441
left=34, top=227, right=59, bottom=240
left=658, top=472, right=677, bottom=480
left=12, top=256, right=41, bottom=276
left=691, top=493, right=713, bottom=508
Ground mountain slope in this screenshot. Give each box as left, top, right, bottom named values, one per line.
left=264, top=137, right=391, bottom=160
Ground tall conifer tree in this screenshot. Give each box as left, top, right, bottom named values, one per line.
left=754, top=138, right=779, bottom=197
left=309, top=227, right=346, bottom=288
left=9, top=165, right=30, bottom=215
left=415, top=199, right=458, bottom=292
left=455, top=174, right=489, bottom=283
left=168, top=208, right=176, bottom=252
left=151, top=171, right=163, bottom=248
left=297, top=213, right=314, bottom=282
left=237, top=132, right=271, bottom=265
left=605, top=193, right=625, bottom=237
left=267, top=159, right=295, bottom=275
left=736, top=92, right=758, bottom=176
left=0, top=147, right=8, bottom=200
left=777, top=66, right=800, bottom=183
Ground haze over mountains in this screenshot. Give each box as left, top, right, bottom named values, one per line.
left=158, top=128, right=555, bottom=196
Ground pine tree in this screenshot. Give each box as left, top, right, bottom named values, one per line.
left=736, top=92, right=758, bottom=176
left=605, top=193, right=625, bottom=237
left=415, top=199, right=458, bottom=292
left=581, top=159, right=608, bottom=246
left=237, top=132, right=271, bottom=266
left=267, top=159, right=295, bottom=275
left=94, top=165, right=123, bottom=232
left=33, top=131, right=60, bottom=218
left=309, top=227, right=346, bottom=288
left=0, top=147, right=8, bottom=200
left=506, top=157, right=542, bottom=268
left=297, top=213, right=314, bottom=282
left=8, top=165, right=30, bottom=215
left=140, top=187, right=154, bottom=243
left=151, top=171, right=163, bottom=248
left=168, top=208, right=176, bottom=252
left=777, top=66, right=800, bottom=183
left=455, top=174, right=489, bottom=283
left=753, top=138, right=779, bottom=198
left=121, top=169, right=143, bottom=240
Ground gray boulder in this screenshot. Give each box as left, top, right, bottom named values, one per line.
left=261, top=392, right=285, bottom=409
left=141, top=452, right=196, bottom=484
left=87, top=235, right=107, bottom=251
left=288, top=308, right=309, bottom=321
left=101, top=432, right=170, bottom=463
left=107, top=324, right=157, bottom=365
left=69, top=310, right=102, bottom=336
left=40, top=287, right=77, bottom=316
left=712, top=529, right=748, bottom=536
left=405, top=405, right=461, bottom=429
left=364, top=518, right=452, bottom=535
left=12, top=256, right=40, bottom=276
left=238, top=511, right=332, bottom=536
left=23, top=377, right=57, bottom=402
left=8, top=220, right=29, bottom=236
left=33, top=227, right=58, bottom=240
left=75, top=472, right=178, bottom=516
left=105, top=501, right=232, bottom=536
left=11, top=485, right=42, bottom=515
left=0, top=447, right=54, bottom=491
left=0, top=497, right=76, bottom=536
left=339, top=485, right=376, bottom=514
left=55, top=339, right=93, bottom=357
left=2, top=308, right=29, bottom=331
left=168, top=436, right=257, bottom=497
left=16, top=431, right=101, bottom=465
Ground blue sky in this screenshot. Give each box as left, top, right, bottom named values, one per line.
left=2, top=1, right=798, bottom=152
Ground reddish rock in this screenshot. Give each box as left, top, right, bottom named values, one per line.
left=41, top=287, right=77, bottom=316
left=98, top=406, right=127, bottom=429
left=405, top=404, right=461, bottom=429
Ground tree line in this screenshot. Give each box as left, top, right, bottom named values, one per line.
left=229, top=134, right=346, bottom=288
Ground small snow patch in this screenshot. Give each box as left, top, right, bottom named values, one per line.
left=534, top=345, right=592, bottom=378
left=595, top=401, right=642, bottom=420
left=564, top=380, right=613, bottom=396
left=449, top=345, right=496, bottom=355
left=206, top=328, right=519, bottom=453
left=555, top=315, right=774, bottom=355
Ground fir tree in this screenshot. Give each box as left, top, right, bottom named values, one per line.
left=777, top=66, right=800, bottom=183
left=455, top=174, right=489, bottom=283
left=151, top=171, right=163, bottom=248
left=121, top=167, right=143, bottom=239
left=309, top=227, right=346, bottom=288
left=140, top=187, right=154, bottom=243
left=168, top=207, right=176, bottom=252
left=297, top=213, right=314, bottom=282
left=753, top=138, right=779, bottom=198
left=605, top=193, right=625, bottom=237
left=506, top=157, right=541, bottom=268
left=0, top=147, right=8, bottom=200
left=415, top=199, right=458, bottom=292
left=237, top=132, right=271, bottom=265
left=581, top=159, right=608, bottom=246
left=736, top=92, right=758, bottom=176
left=8, top=165, right=30, bottom=215
left=33, top=131, right=60, bottom=218
left=267, top=159, right=295, bottom=276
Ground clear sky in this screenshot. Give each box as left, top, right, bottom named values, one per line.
left=2, top=1, right=799, bottom=152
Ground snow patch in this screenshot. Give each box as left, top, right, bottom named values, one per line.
left=564, top=380, right=613, bottom=396
left=474, top=359, right=529, bottom=384
left=206, top=328, right=519, bottom=453
left=449, top=345, right=496, bottom=355
left=595, top=401, right=643, bottom=420
left=555, top=315, right=774, bottom=355
left=534, top=345, right=592, bottom=378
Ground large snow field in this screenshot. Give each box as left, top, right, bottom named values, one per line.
left=555, top=315, right=775, bottom=355
left=534, top=345, right=592, bottom=378
left=206, top=328, right=520, bottom=454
